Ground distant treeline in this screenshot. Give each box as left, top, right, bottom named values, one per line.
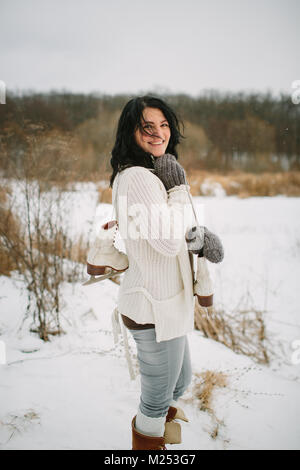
left=0, top=90, right=299, bottom=179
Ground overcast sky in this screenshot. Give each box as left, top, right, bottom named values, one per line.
left=0, top=0, right=299, bottom=97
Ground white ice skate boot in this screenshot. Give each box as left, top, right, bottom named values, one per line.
left=82, top=220, right=129, bottom=286
left=193, top=256, right=213, bottom=307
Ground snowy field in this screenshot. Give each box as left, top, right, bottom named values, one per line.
left=1, top=182, right=300, bottom=450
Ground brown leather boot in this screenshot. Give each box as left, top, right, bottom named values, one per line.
left=132, top=416, right=166, bottom=450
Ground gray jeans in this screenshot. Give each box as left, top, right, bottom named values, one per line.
left=129, top=328, right=192, bottom=418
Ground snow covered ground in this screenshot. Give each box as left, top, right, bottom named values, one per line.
left=1, top=182, right=300, bottom=450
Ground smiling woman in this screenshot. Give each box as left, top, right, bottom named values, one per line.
left=106, top=95, right=224, bottom=450
left=107, top=96, right=195, bottom=450
left=134, top=108, right=171, bottom=157
left=109, top=95, right=185, bottom=188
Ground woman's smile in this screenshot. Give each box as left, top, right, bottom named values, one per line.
left=149, top=141, right=165, bottom=146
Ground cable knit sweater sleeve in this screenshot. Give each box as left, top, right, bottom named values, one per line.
left=122, top=167, right=194, bottom=258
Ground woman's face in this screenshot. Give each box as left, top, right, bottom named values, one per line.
left=134, top=107, right=171, bottom=158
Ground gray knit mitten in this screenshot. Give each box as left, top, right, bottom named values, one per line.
left=153, top=153, right=187, bottom=191
left=186, top=226, right=224, bottom=264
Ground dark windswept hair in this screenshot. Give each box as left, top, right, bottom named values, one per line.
left=109, top=95, right=185, bottom=188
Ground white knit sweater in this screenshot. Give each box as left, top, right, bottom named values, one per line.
left=112, top=166, right=196, bottom=342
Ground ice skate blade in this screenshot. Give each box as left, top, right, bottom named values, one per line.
left=82, top=269, right=120, bottom=286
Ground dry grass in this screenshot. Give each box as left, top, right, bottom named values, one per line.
left=181, top=364, right=285, bottom=443
left=194, top=295, right=273, bottom=365
left=0, top=186, right=8, bottom=205
left=192, top=370, right=228, bottom=414
left=0, top=182, right=86, bottom=341
left=187, top=170, right=300, bottom=197
left=98, top=186, right=112, bottom=204
left=181, top=370, right=229, bottom=442
left=0, top=409, right=40, bottom=445
left=68, top=234, right=89, bottom=265
left=0, top=192, right=25, bottom=276
left=0, top=243, right=18, bottom=277
left=96, top=170, right=300, bottom=201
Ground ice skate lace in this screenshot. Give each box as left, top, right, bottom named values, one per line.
left=111, top=307, right=136, bottom=381
left=110, top=173, right=136, bottom=381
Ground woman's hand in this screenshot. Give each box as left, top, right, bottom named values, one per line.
left=186, top=226, right=224, bottom=263
left=153, top=153, right=187, bottom=191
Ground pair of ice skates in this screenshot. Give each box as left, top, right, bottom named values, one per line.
left=82, top=219, right=214, bottom=310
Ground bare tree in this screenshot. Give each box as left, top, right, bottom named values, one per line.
left=0, top=153, right=83, bottom=340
